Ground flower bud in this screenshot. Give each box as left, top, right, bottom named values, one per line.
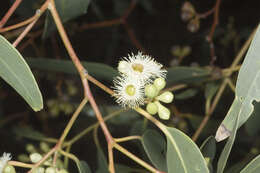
left=26, top=144, right=37, bottom=153
left=155, top=101, right=171, bottom=120
left=153, top=78, right=166, bottom=91
left=181, top=2, right=196, bottom=21
left=156, top=91, right=174, bottom=103
left=145, top=84, right=159, bottom=98
left=146, top=102, right=158, bottom=115
left=30, top=153, right=42, bottom=163
left=187, top=18, right=200, bottom=33
left=45, top=167, right=56, bottom=173
left=40, top=142, right=50, bottom=153
left=17, top=154, right=30, bottom=162
left=3, top=165, right=16, bottom=173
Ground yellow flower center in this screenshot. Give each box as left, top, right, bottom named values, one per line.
left=125, top=85, right=136, bottom=96
left=132, top=63, right=144, bottom=73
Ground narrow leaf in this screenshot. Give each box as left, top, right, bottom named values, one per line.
left=217, top=104, right=240, bottom=173
left=26, top=57, right=118, bottom=81
left=78, top=160, right=92, bottom=173
left=240, top=154, right=260, bottom=173
left=216, top=25, right=260, bottom=141
left=0, top=35, right=43, bottom=111
left=166, top=127, right=209, bottom=173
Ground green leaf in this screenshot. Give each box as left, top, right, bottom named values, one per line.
left=96, top=148, right=109, bottom=173
left=13, top=126, right=46, bottom=141
left=43, top=0, right=91, bottom=38
left=200, top=136, right=216, bottom=173
left=216, top=104, right=240, bottom=173
left=26, top=57, right=118, bottom=81
left=165, top=127, right=209, bottom=173
left=245, top=101, right=260, bottom=136
left=205, top=82, right=220, bottom=101
left=78, top=161, right=92, bottom=173
left=240, top=154, right=260, bottom=173
left=115, top=164, right=137, bottom=173
left=142, top=130, right=167, bottom=172
left=0, top=36, right=43, bottom=111
left=175, top=88, right=198, bottom=100
left=167, top=66, right=211, bottom=85
left=216, top=25, right=260, bottom=141
left=200, top=136, right=216, bottom=162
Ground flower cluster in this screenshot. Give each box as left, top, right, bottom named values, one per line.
left=113, top=52, right=174, bottom=120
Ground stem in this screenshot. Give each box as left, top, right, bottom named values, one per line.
left=12, top=18, right=38, bottom=47
left=8, top=161, right=33, bottom=168
left=0, top=0, right=49, bottom=33
left=65, top=109, right=125, bottom=147
left=114, top=136, right=142, bottom=143
left=57, top=98, right=88, bottom=147
left=0, top=0, right=22, bottom=28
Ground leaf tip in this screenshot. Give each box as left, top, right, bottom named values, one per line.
left=215, top=124, right=231, bottom=142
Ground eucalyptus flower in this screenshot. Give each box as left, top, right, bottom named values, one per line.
left=113, top=75, right=145, bottom=108
left=118, top=52, right=167, bottom=84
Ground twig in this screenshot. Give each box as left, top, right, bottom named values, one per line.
left=0, top=0, right=22, bottom=28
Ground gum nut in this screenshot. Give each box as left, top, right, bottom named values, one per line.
left=154, top=78, right=166, bottom=91
left=30, top=153, right=42, bottom=163
left=17, top=154, right=30, bottom=162
left=118, top=61, right=128, bottom=74
left=3, top=165, right=16, bottom=173
left=156, top=91, right=174, bottom=103
left=145, top=84, right=159, bottom=98
left=155, top=101, right=170, bottom=120
left=146, top=102, right=158, bottom=115
left=45, top=167, right=56, bottom=173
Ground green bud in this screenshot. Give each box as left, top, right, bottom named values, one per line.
left=45, top=167, right=56, bottom=173
left=58, top=169, right=68, bottom=173
left=146, top=102, right=158, bottom=115
left=43, top=158, right=52, bottom=166
left=32, top=167, right=45, bottom=173
left=30, top=153, right=42, bottom=163
left=155, top=101, right=170, bottom=120
left=26, top=144, right=37, bottom=153
left=17, top=154, right=30, bottom=162
left=153, top=78, right=166, bottom=91
left=156, top=91, right=174, bottom=103
left=3, top=165, right=16, bottom=173
left=40, top=142, right=50, bottom=153
left=145, top=84, right=159, bottom=98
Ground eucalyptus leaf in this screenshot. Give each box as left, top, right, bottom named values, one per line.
left=13, top=126, right=46, bottom=141
left=175, top=88, right=198, bottom=100
left=245, top=101, right=260, bottom=136
left=26, top=57, right=118, bottom=81
left=216, top=25, right=260, bottom=141
left=96, top=148, right=109, bottom=173
left=142, top=130, right=167, bottom=172
left=240, top=154, right=260, bottom=173
left=200, top=136, right=216, bottom=162
left=167, top=66, right=211, bottom=85
left=166, top=127, right=209, bottom=173
left=217, top=103, right=240, bottom=173
left=0, top=36, right=43, bottom=111
left=205, top=82, right=220, bottom=101
left=78, top=161, right=92, bottom=173
left=43, top=0, right=91, bottom=38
